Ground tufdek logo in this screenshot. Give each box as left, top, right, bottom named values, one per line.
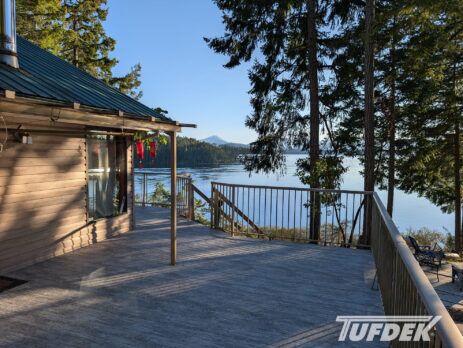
left=336, top=316, right=442, bottom=342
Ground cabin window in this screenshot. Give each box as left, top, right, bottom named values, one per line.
left=87, top=135, right=128, bottom=219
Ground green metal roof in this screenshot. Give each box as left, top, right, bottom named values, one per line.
left=0, top=36, right=172, bottom=122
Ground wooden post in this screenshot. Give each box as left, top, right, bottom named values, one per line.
left=212, top=188, right=220, bottom=229
left=188, top=178, right=194, bottom=220
left=210, top=183, right=215, bottom=228
left=142, top=173, right=146, bottom=207
left=231, top=186, right=236, bottom=237
left=130, top=139, right=136, bottom=230
left=170, top=132, right=177, bottom=265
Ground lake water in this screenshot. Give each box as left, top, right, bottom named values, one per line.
left=135, top=155, right=453, bottom=233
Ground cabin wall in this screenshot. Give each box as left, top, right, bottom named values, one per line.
left=0, top=117, right=134, bottom=274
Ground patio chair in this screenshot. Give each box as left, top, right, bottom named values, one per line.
left=408, top=236, right=445, bottom=281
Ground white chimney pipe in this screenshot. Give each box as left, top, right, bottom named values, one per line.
left=0, top=0, right=19, bottom=68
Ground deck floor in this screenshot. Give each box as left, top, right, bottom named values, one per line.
left=0, top=207, right=384, bottom=347
left=425, top=264, right=463, bottom=333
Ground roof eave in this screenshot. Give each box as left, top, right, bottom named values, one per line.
left=0, top=94, right=182, bottom=133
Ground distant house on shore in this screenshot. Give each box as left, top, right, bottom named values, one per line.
left=0, top=0, right=185, bottom=272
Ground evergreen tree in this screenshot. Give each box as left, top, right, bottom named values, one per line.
left=17, top=0, right=143, bottom=99
left=327, top=0, right=409, bottom=217
left=205, top=0, right=345, bottom=241
left=61, top=0, right=115, bottom=79
left=16, top=0, right=63, bottom=54
left=109, top=63, right=143, bottom=100
left=328, top=0, right=463, bottom=250
left=397, top=0, right=463, bottom=251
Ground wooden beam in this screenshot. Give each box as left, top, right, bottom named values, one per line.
left=170, top=131, right=177, bottom=266
left=0, top=97, right=182, bottom=133
left=192, top=184, right=211, bottom=205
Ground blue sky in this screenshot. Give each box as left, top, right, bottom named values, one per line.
left=104, top=0, right=256, bottom=144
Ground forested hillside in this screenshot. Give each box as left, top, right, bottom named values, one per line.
left=135, top=136, right=249, bottom=168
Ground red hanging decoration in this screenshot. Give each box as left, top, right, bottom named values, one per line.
left=136, top=140, right=144, bottom=169
left=149, top=141, right=157, bottom=160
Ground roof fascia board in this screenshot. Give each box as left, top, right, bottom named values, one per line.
left=0, top=96, right=182, bottom=133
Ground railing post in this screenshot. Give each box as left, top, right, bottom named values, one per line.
left=169, top=131, right=177, bottom=266
left=142, top=173, right=146, bottom=207
left=231, top=186, right=236, bottom=237
left=212, top=187, right=220, bottom=229
left=216, top=188, right=220, bottom=229
left=359, top=193, right=372, bottom=248
left=188, top=177, right=194, bottom=220
left=210, top=184, right=215, bottom=229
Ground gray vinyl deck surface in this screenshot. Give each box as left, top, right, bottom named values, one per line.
left=0, top=207, right=385, bottom=347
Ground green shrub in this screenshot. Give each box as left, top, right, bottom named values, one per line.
left=151, top=182, right=171, bottom=207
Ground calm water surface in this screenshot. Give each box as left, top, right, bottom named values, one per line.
left=136, top=155, right=453, bottom=233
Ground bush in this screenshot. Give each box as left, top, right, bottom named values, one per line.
left=151, top=182, right=171, bottom=207
left=194, top=198, right=210, bottom=225
left=444, top=232, right=455, bottom=252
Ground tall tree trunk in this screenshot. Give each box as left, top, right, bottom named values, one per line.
left=307, top=0, right=320, bottom=242
left=387, top=15, right=397, bottom=217
left=454, top=61, right=462, bottom=253
left=454, top=120, right=461, bottom=253
left=363, top=0, right=375, bottom=245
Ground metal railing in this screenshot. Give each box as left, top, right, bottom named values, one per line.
left=134, top=172, right=199, bottom=219
left=176, top=174, right=194, bottom=219
left=135, top=172, right=156, bottom=207
left=371, top=192, right=463, bottom=347
left=211, top=182, right=371, bottom=247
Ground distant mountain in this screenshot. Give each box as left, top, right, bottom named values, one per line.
left=221, top=142, right=249, bottom=149
left=202, top=135, right=228, bottom=146
left=203, top=135, right=249, bottom=148
left=202, top=135, right=308, bottom=153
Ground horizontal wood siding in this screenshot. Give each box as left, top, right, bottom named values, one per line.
left=0, top=117, right=133, bottom=274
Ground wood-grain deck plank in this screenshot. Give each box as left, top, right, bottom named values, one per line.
left=0, top=207, right=385, bottom=347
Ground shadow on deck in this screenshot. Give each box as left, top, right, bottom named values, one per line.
left=0, top=207, right=385, bottom=347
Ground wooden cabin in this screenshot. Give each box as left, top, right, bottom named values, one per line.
left=0, top=0, right=184, bottom=273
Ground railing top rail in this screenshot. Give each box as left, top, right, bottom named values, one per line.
left=373, top=192, right=463, bottom=347
left=135, top=172, right=191, bottom=178
left=211, top=181, right=373, bottom=195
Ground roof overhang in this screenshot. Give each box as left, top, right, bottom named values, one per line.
left=0, top=94, right=184, bottom=133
